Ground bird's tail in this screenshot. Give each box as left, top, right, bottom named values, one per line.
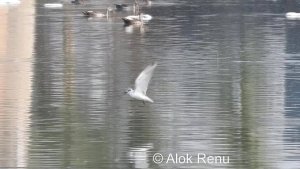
left=146, top=96, right=154, bottom=103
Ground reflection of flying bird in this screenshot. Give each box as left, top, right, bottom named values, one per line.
left=125, top=62, right=157, bottom=103
left=128, top=143, right=153, bottom=169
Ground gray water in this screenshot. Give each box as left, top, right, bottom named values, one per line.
left=0, top=0, right=300, bottom=168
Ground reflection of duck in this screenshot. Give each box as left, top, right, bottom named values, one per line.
left=286, top=12, right=300, bottom=20
left=124, top=24, right=146, bottom=34
left=82, top=8, right=113, bottom=18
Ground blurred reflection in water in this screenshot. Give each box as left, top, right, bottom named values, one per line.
left=0, top=0, right=300, bottom=169
left=0, top=0, right=34, bottom=167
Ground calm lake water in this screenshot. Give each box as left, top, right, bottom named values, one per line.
left=0, top=0, right=300, bottom=168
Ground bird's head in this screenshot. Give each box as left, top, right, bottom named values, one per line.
left=124, top=88, right=134, bottom=94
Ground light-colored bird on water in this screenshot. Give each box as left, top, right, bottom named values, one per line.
left=286, top=12, right=300, bottom=20
left=122, top=13, right=152, bottom=26
left=125, top=62, right=157, bottom=103
left=123, top=13, right=152, bottom=21
left=82, top=7, right=113, bottom=18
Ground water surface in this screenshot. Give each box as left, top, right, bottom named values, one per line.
left=0, top=0, right=300, bottom=168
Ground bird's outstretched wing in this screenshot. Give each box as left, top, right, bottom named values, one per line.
left=135, top=62, right=157, bottom=95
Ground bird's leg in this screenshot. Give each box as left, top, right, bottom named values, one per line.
left=143, top=101, right=145, bottom=105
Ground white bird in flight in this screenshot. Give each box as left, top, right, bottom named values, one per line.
left=125, top=62, right=157, bottom=103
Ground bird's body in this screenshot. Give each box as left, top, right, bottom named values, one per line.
left=125, top=62, right=157, bottom=103
left=286, top=12, right=300, bottom=20
left=82, top=11, right=105, bottom=17
left=122, top=17, right=143, bottom=26
left=127, top=90, right=154, bottom=103
left=115, top=4, right=129, bottom=11
left=82, top=8, right=112, bottom=18
left=123, top=14, right=152, bottom=21
left=122, top=13, right=152, bottom=26
left=44, top=3, right=63, bottom=8
left=71, top=0, right=84, bottom=5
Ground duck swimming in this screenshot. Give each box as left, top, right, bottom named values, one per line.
left=82, top=7, right=113, bottom=18
left=115, top=4, right=129, bottom=11
left=122, top=17, right=143, bottom=26
left=123, top=13, right=152, bottom=21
